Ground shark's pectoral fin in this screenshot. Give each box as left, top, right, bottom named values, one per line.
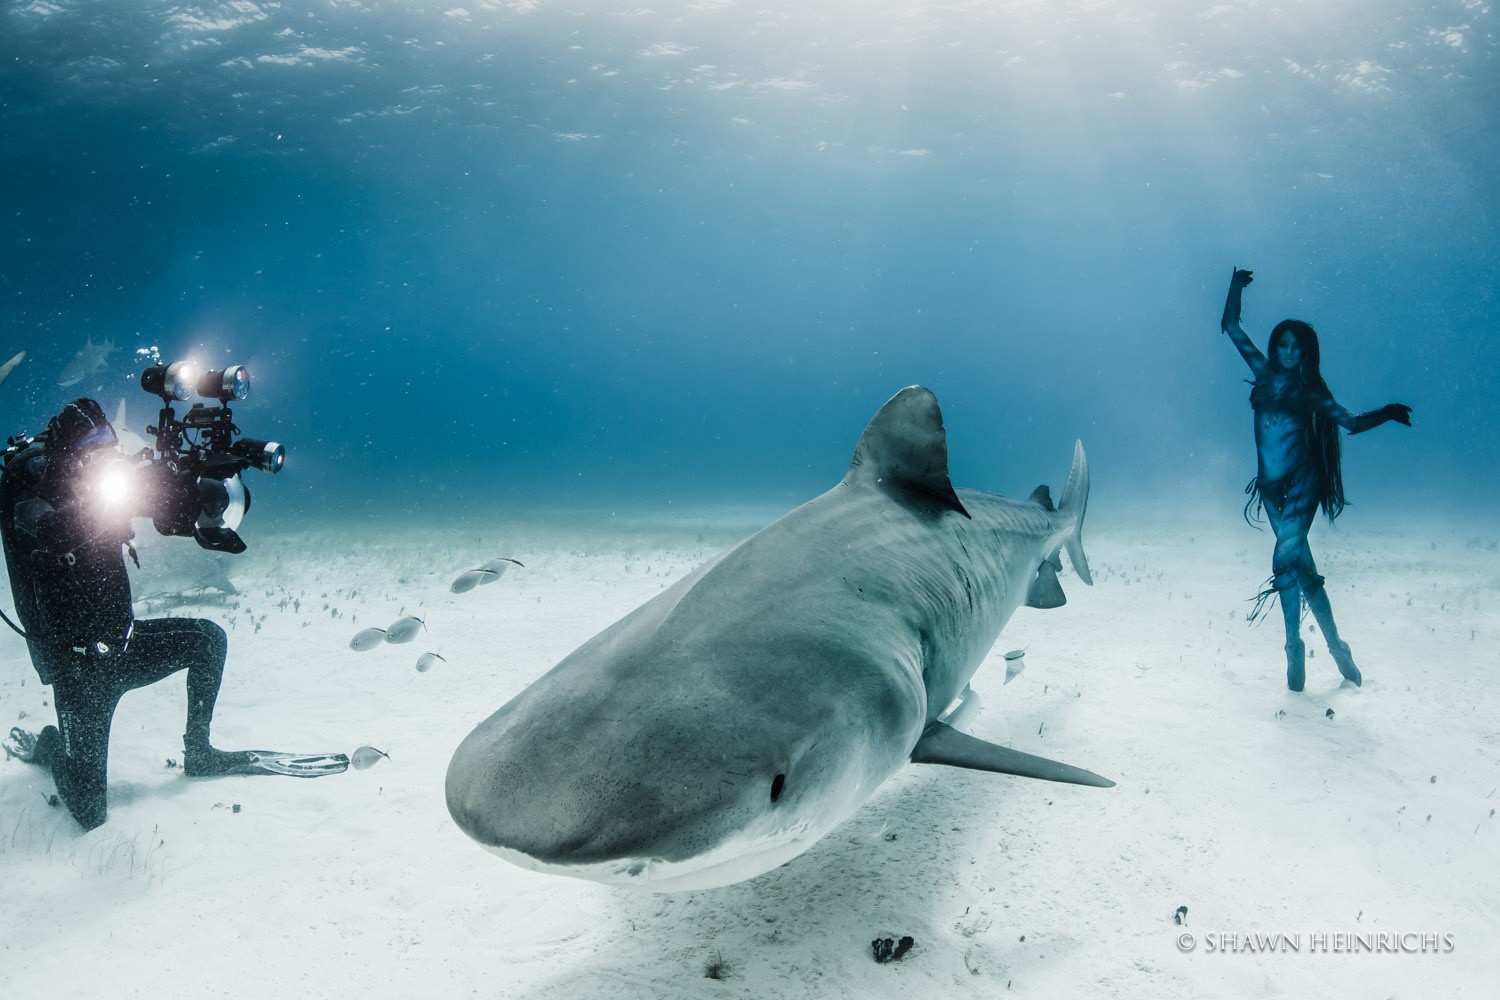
left=1025, top=556, right=1067, bottom=609
left=910, top=721, right=1114, bottom=787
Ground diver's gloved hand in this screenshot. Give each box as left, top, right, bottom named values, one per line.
left=1351, top=403, right=1413, bottom=434
left=1230, top=266, right=1254, bottom=288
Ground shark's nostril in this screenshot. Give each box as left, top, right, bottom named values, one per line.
left=770, top=773, right=785, bottom=803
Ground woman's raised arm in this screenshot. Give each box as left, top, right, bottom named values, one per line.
left=1221, top=266, right=1266, bottom=376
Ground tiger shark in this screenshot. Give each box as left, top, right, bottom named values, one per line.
left=58, top=335, right=112, bottom=388
left=446, top=386, right=1111, bottom=891
left=0, top=350, right=24, bottom=387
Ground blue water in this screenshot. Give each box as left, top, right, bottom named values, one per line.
left=2, top=2, right=1495, bottom=529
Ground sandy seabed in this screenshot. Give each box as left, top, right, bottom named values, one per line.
left=1, top=504, right=1496, bottom=999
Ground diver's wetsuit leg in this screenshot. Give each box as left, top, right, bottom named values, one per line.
left=37, top=624, right=210, bottom=830
left=121, top=618, right=232, bottom=769
left=43, top=663, right=124, bottom=831
left=34, top=620, right=249, bottom=820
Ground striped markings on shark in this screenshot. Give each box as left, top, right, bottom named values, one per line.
left=445, top=384, right=1111, bottom=892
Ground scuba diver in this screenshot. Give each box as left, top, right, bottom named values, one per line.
left=1220, top=267, right=1413, bottom=691
left=1, top=398, right=344, bottom=831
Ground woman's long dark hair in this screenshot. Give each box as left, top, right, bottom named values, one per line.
left=1246, top=319, right=1347, bottom=523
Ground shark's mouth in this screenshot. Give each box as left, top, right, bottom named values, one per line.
left=479, top=818, right=824, bottom=893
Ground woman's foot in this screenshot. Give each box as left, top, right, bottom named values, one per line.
left=1329, top=640, right=1362, bottom=686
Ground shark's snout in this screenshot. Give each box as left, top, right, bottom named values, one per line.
left=444, top=682, right=877, bottom=890
left=446, top=701, right=793, bottom=870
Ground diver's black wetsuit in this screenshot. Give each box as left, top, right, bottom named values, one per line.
left=1220, top=268, right=1411, bottom=691
left=0, top=406, right=235, bottom=830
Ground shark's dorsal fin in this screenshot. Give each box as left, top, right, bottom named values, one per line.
left=1028, top=484, right=1056, bottom=511
left=844, top=386, right=970, bottom=518
left=911, top=721, right=1114, bottom=787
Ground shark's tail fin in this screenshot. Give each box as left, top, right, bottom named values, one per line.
left=1057, top=440, right=1092, bottom=586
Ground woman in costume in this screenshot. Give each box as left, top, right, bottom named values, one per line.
left=1220, top=267, right=1412, bottom=691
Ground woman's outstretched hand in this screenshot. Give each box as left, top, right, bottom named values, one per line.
left=1222, top=267, right=1255, bottom=335
left=1353, top=403, right=1414, bottom=434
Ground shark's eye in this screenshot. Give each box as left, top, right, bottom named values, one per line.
left=770, top=773, right=786, bottom=803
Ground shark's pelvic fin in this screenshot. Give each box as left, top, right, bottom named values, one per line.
left=910, top=721, right=1114, bottom=787
left=1025, top=557, right=1066, bottom=609
left=844, top=386, right=970, bottom=519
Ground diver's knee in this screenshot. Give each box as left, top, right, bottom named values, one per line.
left=190, top=619, right=229, bottom=668
left=69, top=799, right=108, bottom=831
left=53, top=768, right=107, bottom=831
left=199, top=619, right=228, bottom=653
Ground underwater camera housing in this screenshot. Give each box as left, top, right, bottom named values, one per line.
left=137, top=361, right=285, bottom=554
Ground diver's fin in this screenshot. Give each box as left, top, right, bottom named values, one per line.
left=1025, top=557, right=1067, bottom=609
left=844, top=386, right=970, bottom=519
left=910, top=721, right=1114, bottom=787
left=4, top=726, right=42, bottom=763
left=188, top=749, right=350, bottom=778
left=243, top=751, right=349, bottom=777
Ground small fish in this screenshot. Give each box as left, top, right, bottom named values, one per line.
left=450, top=557, right=525, bottom=594
left=0, top=349, right=25, bottom=387
left=416, top=652, right=446, bottom=673
left=351, top=746, right=389, bottom=770
left=1003, top=648, right=1026, bottom=685
left=58, top=335, right=113, bottom=388
left=384, top=616, right=425, bottom=644
left=349, top=627, right=387, bottom=651
left=478, top=557, right=524, bottom=579
left=449, top=569, right=492, bottom=594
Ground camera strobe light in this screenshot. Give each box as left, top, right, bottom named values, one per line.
left=231, top=437, right=285, bottom=474
left=141, top=361, right=199, bottom=402
left=92, top=457, right=137, bottom=515
left=198, top=365, right=251, bottom=403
